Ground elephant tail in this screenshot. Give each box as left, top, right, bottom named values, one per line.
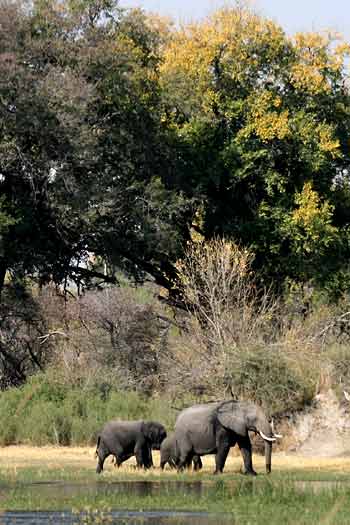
left=95, top=435, right=101, bottom=457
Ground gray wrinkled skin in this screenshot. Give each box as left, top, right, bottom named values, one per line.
left=160, top=432, right=202, bottom=471
left=95, top=420, right=167, bottom=473
left=174, top=400, right=275, bottom=475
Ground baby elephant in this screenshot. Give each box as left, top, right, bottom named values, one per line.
left=160, top=432, right=202, bottom=471
left=95, top=419, right=167, bottom=473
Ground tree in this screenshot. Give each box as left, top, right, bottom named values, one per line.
left=0, top=0, right=195, bottom=298
left=159, top=6, right=350, bottom=295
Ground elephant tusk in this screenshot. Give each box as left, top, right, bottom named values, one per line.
left=344, top=390, right=350, bottom=402
left=271, top=419, right=282, bottom=438
left=259, top=430, right=276, bottom=442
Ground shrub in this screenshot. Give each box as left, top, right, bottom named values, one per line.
left=225, top=345, right=317, bottom=413
left=0, top=372, right=176, bottom=445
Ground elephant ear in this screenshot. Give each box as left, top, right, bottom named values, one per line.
left=143, top=421, right=164, bottom=444
left=142, top=421, right=154, bottom=441
left=217, top=402, right=247, bottom=436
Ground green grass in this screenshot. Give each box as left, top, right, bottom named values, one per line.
left=2, top=465, right=350, bottom=484
left=1, top=465, right=350, bottom=524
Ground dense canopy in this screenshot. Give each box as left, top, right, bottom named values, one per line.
left=1, top=0, right=350, bottom=300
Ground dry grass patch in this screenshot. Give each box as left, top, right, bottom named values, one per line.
left=0, top=446, right=96, bottom=470
left=1, top=446, right=350, bottom=475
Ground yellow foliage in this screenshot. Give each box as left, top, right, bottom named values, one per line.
left=160, top=7, right=350, bottom=119
left=317, top=125, right=340, bottom=157
left=289, top=182, right=338, bottom=253
left=239, top=91, right=290, bottom=142
left=189, top=205, right=205, bottom=243
left=291, top=32, right=350, bottom=94
left=160, top=6, right=286, bottom=116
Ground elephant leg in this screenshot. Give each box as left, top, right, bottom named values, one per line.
left=177, top=436, right=193, bottom=472
left=214, top=444, right=230, bottom=474
left=169, top=458, right=178, bottom=469
left=193, top=455, right=202, bottom=471
left=177, top=449, right=193, bottom=472
left=144, top=446, right=154, bottom=469
left=184, top=451, right=195, bottom=469
left=161, top=454, right=175, bottom=470
left=214, top=429, right=232, bottom=474
left=135, top=443, right=152, bottom=469
left=96, top=445, right=109, bottom=474
left=177, top=452, right=192, bottom=471
left=237, top=435, right=257, bottom=476
left=114, top=452, right=132, bottom=468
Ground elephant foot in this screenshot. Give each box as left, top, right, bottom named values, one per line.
left=213, top=469, right=223, bottom=475
left=241, top=469, right=257, bottom=476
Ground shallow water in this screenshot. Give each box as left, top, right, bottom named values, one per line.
left=0, top=481, right=232, bottom=524
left=0, top=510, right=232, bottom=525
left=0, top=480, right=211, bottom=502
left=0, top=478, right=349, bottom=523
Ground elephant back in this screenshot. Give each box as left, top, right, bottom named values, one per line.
left=175, top=402, right=221, bottom=429
left=174, top=402, right=221, bottom=454
left=102, top=419, right=143, bottom=434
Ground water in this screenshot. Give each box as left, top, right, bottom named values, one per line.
left=0, top=478, right=348, bottom=524
left=0, top=481, right=232, bottom=524
left=2, top=480, right=206, bottom=499
left=0, top=510, right=232, bottom=525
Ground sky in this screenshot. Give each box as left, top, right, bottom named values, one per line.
left=119, top=0, right=350, bottom=40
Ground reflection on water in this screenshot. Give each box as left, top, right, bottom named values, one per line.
left=0, top=478, right=348, bottom=501
left=0, top=510, right=232, bottom=525
left=0, top=478, right=349, bottom=523
left=9, top=480, right=207, bottom=498
left=0, top=481, right=232, bottom=525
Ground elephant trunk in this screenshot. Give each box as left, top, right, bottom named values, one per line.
left=257, top=418, right=275, bottom=474
left=265, top=440, right=272, bottom=474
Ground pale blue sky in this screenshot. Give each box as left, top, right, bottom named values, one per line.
left=119, top=0, right=350, bottom=40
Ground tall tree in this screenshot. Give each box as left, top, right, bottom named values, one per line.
left=0, top=0, right=194, bottom=298
left=159, top=6, right=350, bottom=295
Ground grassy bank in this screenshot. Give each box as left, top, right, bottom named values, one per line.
left=3, top=447, right=350, bottom=479
left=1, top=448, right=350, bottom=523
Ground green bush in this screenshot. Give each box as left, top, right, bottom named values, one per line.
left=226, top=345, right=317, bottom=414
left=0, top=373, right=176, bottom=446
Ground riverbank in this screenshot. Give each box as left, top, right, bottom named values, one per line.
left=1, top=447, right=350, bottom=523
left=2, top=446, right=350, bottom=476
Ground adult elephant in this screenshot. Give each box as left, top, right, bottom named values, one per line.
left=174, top=400, right=281, bottom=475
left=160, top=432, right=202, bottom=471
left=95, top=420, right=167, bottom=473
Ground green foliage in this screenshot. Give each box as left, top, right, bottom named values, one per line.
left=226, top=345, right=316, bottom=414
left=0, top=373, right=176, bottom=446
left=0, top=0, right=191, bottom=296
left=159, top=7, right=350, bottom=294
left=2, top=1, right=350, bottom=300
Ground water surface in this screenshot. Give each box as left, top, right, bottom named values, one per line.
left=0, top=510, right=231, bottom=525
